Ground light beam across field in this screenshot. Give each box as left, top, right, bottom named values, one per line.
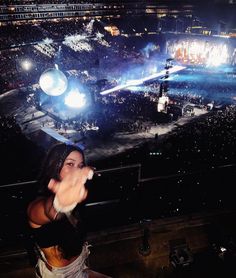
left=100, top=65, right=186, bottom=95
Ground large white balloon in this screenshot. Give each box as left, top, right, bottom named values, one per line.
left=39, top=68, right=68, bottom=96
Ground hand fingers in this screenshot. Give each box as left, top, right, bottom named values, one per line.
left=78, top=185, right=88, bottom=201
left=87, top=169, right=94, bottom=180
left=53, top=168, right=91, bottom=206
left=72, top=167, right=94, bottom=184
left=72, top=166, right=94, bottom=182
left=48, top=178, right=58, bottom=193
left=56, top=166, right=94, bottom=192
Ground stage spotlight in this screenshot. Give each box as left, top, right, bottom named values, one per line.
left=21, top=59, right=33, bottom=71
left=39, top=68, right=68, bottom=96
left=64, top=90, right=86, bottom=108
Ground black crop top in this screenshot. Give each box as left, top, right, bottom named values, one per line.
left=31, top=216, right=86, bottom=259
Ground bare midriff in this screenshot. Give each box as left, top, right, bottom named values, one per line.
left=41, top=246, right=79, bottom=267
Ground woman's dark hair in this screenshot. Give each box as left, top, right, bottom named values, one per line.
left=37, top=143, right=85, bottom=196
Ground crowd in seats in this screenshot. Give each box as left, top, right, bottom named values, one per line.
left=2, top=18, right=234, bottom=94
left=0, top=24, right=46, bottom=49
left=100, top=104, right=236, bottom=178
left=0, top=115, right=44, bottom=184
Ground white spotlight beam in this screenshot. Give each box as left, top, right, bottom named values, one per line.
left=100, top=65, right=186, bottom=95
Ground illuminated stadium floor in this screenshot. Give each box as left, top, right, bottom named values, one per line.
left=0, top=88, right=208, bottom=163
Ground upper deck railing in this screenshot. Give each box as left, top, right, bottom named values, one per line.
left=1, top=162, right=235, bottom=248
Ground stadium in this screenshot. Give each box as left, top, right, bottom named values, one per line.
left=1, top=1, right=236, bottom=277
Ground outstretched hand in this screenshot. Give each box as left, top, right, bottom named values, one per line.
left=48, top=166, right=94, bottom=208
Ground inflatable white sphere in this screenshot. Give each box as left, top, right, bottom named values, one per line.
left=39, top=68, right=68, bottom=96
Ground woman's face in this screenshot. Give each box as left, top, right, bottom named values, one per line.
left=60, top=150, right=85, bottom=179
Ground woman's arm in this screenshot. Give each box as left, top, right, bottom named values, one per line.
left=27, top=195, right=59, bottom=227
left=27, top=166, right=94, bottom=227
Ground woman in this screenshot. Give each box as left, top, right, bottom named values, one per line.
left=27, top=142, right=110, bottom=277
